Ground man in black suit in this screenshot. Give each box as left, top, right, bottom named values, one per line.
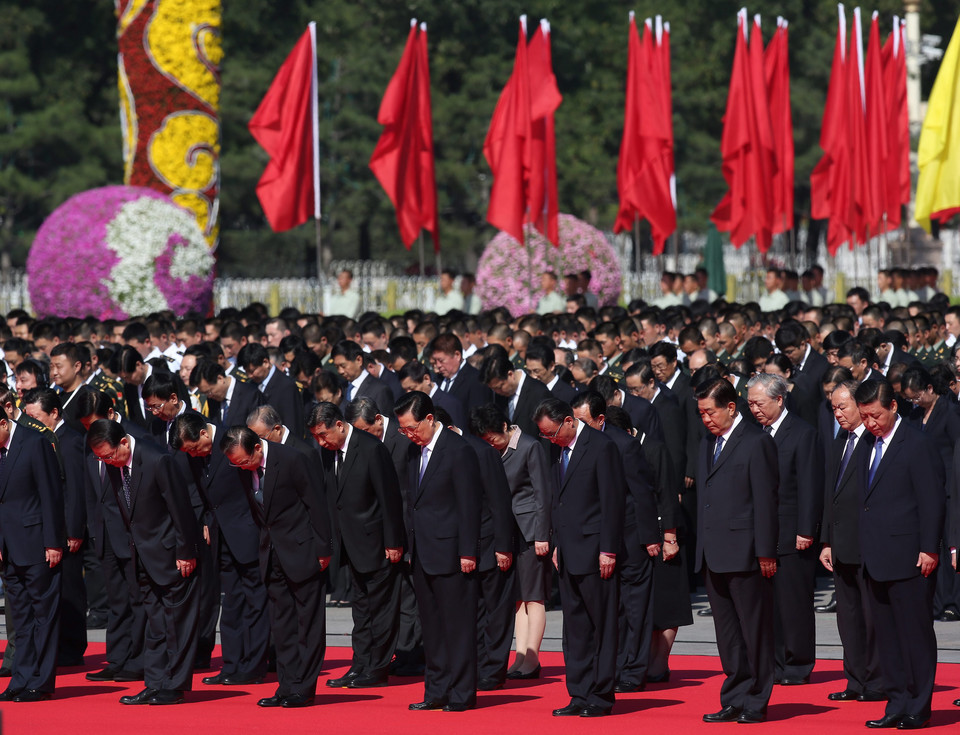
left=86, top=419, right=200, bottom=706
left=194, top=358, right=264, bottom=428
left=819, top=379, right=884, bottom=703
left=533, top=398, right=625, bottom=718
left=624, top=361, right=687, bottom=488
left=49, top=342, right=94, bottom=434
left=481, top=348, right=552, bottom=438
left=427, top=333, right=493, bottom=414
left=220, top=426, right=332, bottom=708
left=0, top=410, right=65, bottom=702
left=746, top=373, right=823, bottom=686
left=526, top=343, right=578, bottom=404
left=777, top=320, right=829, bottom=388
left=117, top=346, right=156, bottom=429
left=394, top=391, right=482, bottom=712
left=331, top=340, right=395, bottom=417
left=344, top=397, right=424, bottom=676
left=397, top=360, right=467, bottom=430
left=590, top=374, right=664, bottom=442
left=853, top=379, right=944, bottom=730
left=237, top=343, right=304, bottom=437
left=569, top=392, right=660, bottom=693
left=170, top=414, right=269, bottom=686
left=695, top=377, right=779, bottom=724
left=308, top=402, right=405, bottom=689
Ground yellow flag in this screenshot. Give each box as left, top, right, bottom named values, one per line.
left=916, top=17, right=960, bottom=232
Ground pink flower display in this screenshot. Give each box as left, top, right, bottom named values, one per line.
left=476, top=214, right=622, bottom=316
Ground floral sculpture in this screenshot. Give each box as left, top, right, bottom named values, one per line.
left=117, top=0, right=221, bottom=247
left=476, top=213, right=622, bottom=316
left=27, top=186, right=215, bottom=319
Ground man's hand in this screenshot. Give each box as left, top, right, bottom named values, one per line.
left=646, top=543, right=661, bottom=558
left=203, top=526, right=211, bottom=546
left=552, top=548, right=559, bottom=570
left=460, top=556, right=476, bottom=574
left=953, top=548, right=957, bottom=571
left=819, top=545, right=834, bottom=572
left=317, top=555, right=332, bottom=572
left=758, top=557, right=777, bottom=578
left=495, top=551, right=513, bottom=571
left=917, top=552, right=938, bottom=577
left=534, top=541, right=549, bottom=556
left=684, top=476, right=695, bottom=489
left=67, top=537, right=83, bottom=553
left=176, top=558, right=196, bottom=577
left=45, top=548, right=63, bottom=568
left=385, top=547, right=402, bottom=563
left=599, top=553, right=616, bottom=580
left=796, top=534, right=814, bottom=551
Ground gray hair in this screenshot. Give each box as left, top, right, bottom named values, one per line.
left=246, top=404, right=283, bottom=428
left=345, top=396, right=379, bottom=425
left=746, top=372, right=789, bottom=400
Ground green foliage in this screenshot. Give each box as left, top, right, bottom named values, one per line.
left=1, top=0, right=955, bottom=275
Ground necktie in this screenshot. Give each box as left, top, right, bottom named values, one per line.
left=336, top=449, right=344, bottom=478
left=763, top=425, right=773, bottom=435
left=560, top=446, right=571, bottom=481
left=868, top=437, right=884, bottom=486
left=202, top=455, right=211, bottom=479
left=254, top=467, right=264, bottom=504
left=221, top=399, right=229, bottom=424
left=835, top=432, right=857, bottom=492
left=833, top=417, right=841, bottom=438
left=711, top=436, right=724, bottom=468
left=99, top=459, right=106, bottom=484
left=346, top=384, right=354, bottom=401
left=419, top=446, right=430, bottom=484
left=121, top=466, right=133, bottom=508
left=508, top=394, right=517, bottom=421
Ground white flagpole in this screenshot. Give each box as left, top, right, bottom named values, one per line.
left=309, top=21, right=324, bottom=278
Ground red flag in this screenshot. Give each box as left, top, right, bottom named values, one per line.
left=527, top=20, right=562, bottom=245
left=845, top=8, right=871, bottom=244
left=614, top=14, right=644, bottom=234
left=484, top=18, right=532, bottom=244
left=864, top=12, right=889, bottom=234
left=764, top=19, right=794, bottom=235
left=369, top=21, right=439, bottom=251
left=249, top=25, right=318, bottom=233
left=882, top=18, right=910, bottom=229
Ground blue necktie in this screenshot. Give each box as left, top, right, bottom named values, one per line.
left=868, top=437, right=884, bottom=486
left=346, top=384, right=354, bottom=401
left=711, top=436, right=724, bottom=468
left=835, top=432, right=857, bottom=493
left=560, top=446, right=571, bottom=481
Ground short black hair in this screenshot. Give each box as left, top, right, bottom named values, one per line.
left=141, top=372, right=178, bottom=401
left=306, top=401, right=343, bottom=430
left=694, top=377, right=737, bottom=407
left=570, top=390, right=606, bottom=420
left=468, top=404, right=509, bottom=437
left=86, top=418, right=125, bottom=450
left=220, top=425, right=260, bottom=455
left=532, top=397, right=572, bottom=424
left=854, top=378, right=895, bottom=408
left=236, top=343, right=269, bottom=371
left=170, top=412, right=208, bottom=451
left=394, top=390, right=434, bottom=421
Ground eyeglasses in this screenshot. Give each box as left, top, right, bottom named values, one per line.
left=99, top=446, right=121, bottom=463
left=397, top=418, right=425, bottom=436
left=145, top=399, right=168, bottom=414
left=538, top=422, right=564, bottom=439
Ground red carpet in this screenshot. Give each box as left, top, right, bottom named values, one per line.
left=4, top=644, right=960, bottom=733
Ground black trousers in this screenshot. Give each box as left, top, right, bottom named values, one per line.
left=102, top=542, right=145, bottom=673
left=865, top=569, right=937, bottom=719
left=265, top=549, right=327, bottom=699
left=216, top=535, right=269, bottom=677
left=345, top=552, right=402, bottom=677
left=82, top=534, right=107, bottom=618
left=705, top=566, right=775, bottom=714
left=393, top=558, right=423, bottom=667
left=773, top=547, right=818, bottom=680
left=617, top=550, right=654, bottom=683
left=413, top=554, right=478, bottom=707
left=933, top=497, right=960, bottom=617
left=476, top=564, right=516, bottom=684
left=195, top=530, right=219, bottom=664
left=139, top=563, right=200, bottom=692
left=57, top=546, right=87, bottom=664
left=2, top=560, right=61, bottom=693
left=833, top=560, right=883, bottom=695
left=558, top=563, right=619, bottom=710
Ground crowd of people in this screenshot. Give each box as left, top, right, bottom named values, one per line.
left=0, top=265, right=958, bottom=728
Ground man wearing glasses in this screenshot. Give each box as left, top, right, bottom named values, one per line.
left=394, top=391, right=482, bottom=712
left=427, top=334, right=492, bottom=414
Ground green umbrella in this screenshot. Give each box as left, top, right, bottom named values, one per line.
left=704, top=223, right=726, bottom=297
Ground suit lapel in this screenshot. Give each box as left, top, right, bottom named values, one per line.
left=128, top=446, right=145, bottom=514
left=206, top=449, right=226, bottom=488
left=560, top=426, right=589, bottom=491
left=263, top=448, right=281, bottom=513
left=0, top=433, right=22, bottom=499
left=415, top=428, right=446, bottom=500
left=337, top=430, right=360, bottom=497
left=866, top=427, right=904, bottom=497
left=707, top=422, right=745, bottom=478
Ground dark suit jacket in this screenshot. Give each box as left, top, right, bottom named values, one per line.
left=347, top=373, right=396, bottom=418
left=209, top=377, right=265, bottom=428
left=0, top=424, right=65, bottom=565
left=770, top=411, right=824, bottom=555
left=549, top=378, right=579, bottom=405
left=441, top=362, right=493, bottom=415
left=319, top=428, right=405, bottom=574
left=260, top=368, right=305, bottom=437
left=462, top=432, right=516, bottom=571
left=501, top=430, right=551, bottom=543
left=377, top=366, right=403, bottom=401
left=695, top=419, right=779, bottom=574
left=639, top=433, right=683, bottom=532
left=123, top=382, right=151, bottom=429
left=85, top=449, right=131, bottom=559
left=817, top=399, right=840, bottom=464
left=404, top=427, right=482, bottom=576
left=908, top=395, right=960, bottom=490
left=859, top=421, right=944, bottom=582
left=106, top=439, right=200, bottom=586
left=241, top=440, right=332, bottom=584
left=382, top=423, right=413, bottom=496
left=431, top=387, right=467, bottom=431
left=549, top=424, right=626, bottom=576
left=54, top=422, right=87, bottom=540
left=652, top=386, right=687, bottom=490
left=820, top=428, right=873, bottom=565
left=796, top=347, right=829, bottom=387
left=603, top=426, right=660, bottom=555
left=621, top=392, right=664, bottom=442
left=495, top=374, right=552, bottom=438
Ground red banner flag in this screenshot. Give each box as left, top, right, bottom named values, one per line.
left=845, top=8, right=871, bottom=245
left=248, top=25, right=319, bottom=233
left=765, top=19, right=794, bottom=235
left=882, top=17, right=909, bottom=229
left=865, top=12, right=889, bottom=235
left=369, top=21, right=440, bottom=251
left=527, top=20, right=562, bottom=245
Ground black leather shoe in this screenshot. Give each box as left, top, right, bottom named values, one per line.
left=120, top=687, right=158, bottom=705
left=580, top=704, right=611, bottom=717
left=13, top=689, right=51, bottom=702
left=815, top=599, right=838, bottom=613
left=348, top=673, right=388, bottom=688
left=477, top=677, right=503, bottom=691
left=703, top=705, right=742, bottom=722
left=647, top=670, right=670, bottom=683
left=281, top=693, right=315, bottom=708
left=0, top=688, right=22, bottom=702
left=866, top=714, right=904, bottom=728
left=897, top=715, right=929, bottom=730
left=737, top=709, right=765, bottom=723
left=615, top=680, right=645, bottom=693
left=953, top=698, right=960, bottom=707
left=443, top=702, right=472, bottom=712
left=828, top=689, right=859, bottom=701
left=222, top=673, right=264, bottom=686
left=553, top=701, right=582, bottom=716
left=506, top=664, right=541, bottom=680
left=0, top=669, right=12, bottom=678
left=409, top=700, right=446, bottom=711
left=258, top=695, right=284, bottom=708
left=86, top=614, right=107, bottom=629
left=697, top=607, right=713, bottom=617
left=859, top=691, right=886, bottom=702
left=86, top=667, right=120, bottom=682
left=202, top=672, right=229, bottom=685
left=780, top=677, right=810, bottom=686
left=326, top=669, right=362, bottom=688
left=937, top=609, right=960, bottom=622
left=148, top=689, right=183, bottom=705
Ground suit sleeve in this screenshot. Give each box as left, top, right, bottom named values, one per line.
left=62, top=435, right=87, bottom=539
left=35, top=436, right=66, bottom=549
left=370, top=441, right=406, bottom=549
left=598, top=437, right=626, bottom=556
left=525, top=440, right=552, bottom=541
left=751, top=433, right=780, bottom=559
left=453, top=441, right=482, bottom=558
left=294, top=451, right=333, bottom=556
left=915, top=433, right=945, bottom=555
left=484, top=449, right=516, bottom=553
left=796, top=426, right=825, bottom=538
left=623, top=440, right=661, bottom=544
left=647, top=442, right=681, bottom=532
